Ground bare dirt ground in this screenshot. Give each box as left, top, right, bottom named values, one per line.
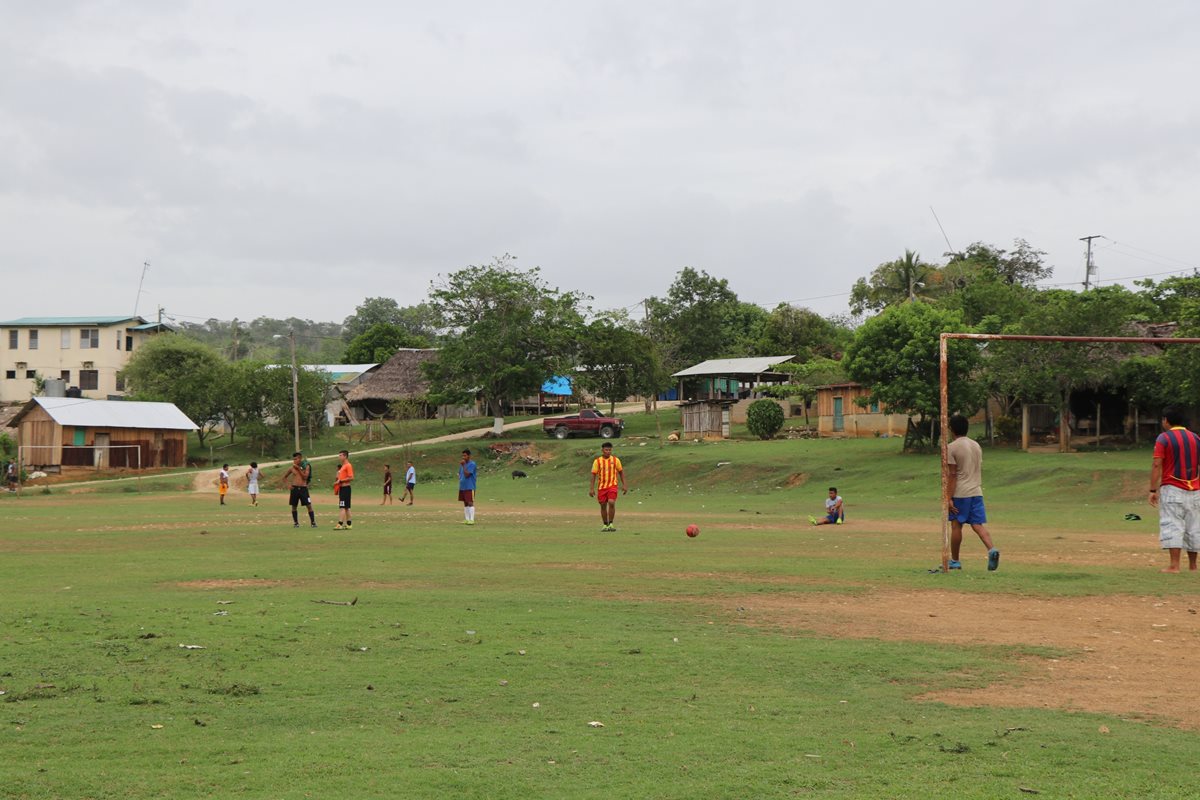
left=722, top=587, right=1200, bottom=728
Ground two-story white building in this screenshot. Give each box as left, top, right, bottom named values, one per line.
left=0, top=316, right=171, bottom=403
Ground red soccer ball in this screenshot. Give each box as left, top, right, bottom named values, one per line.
left=686, top=524, right=700, bottom=538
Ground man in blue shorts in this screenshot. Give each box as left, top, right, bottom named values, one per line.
left=946, top=414, right=999, bottom=571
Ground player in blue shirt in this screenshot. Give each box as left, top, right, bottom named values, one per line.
left=458, top=449, right=477, bottom=525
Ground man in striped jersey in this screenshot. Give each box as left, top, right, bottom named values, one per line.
left=1149, top=406, right=1200, bottom=574
left=589, top=441, right=627, bottom=532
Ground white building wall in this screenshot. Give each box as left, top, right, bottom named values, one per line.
left=0, top=323, right=155, bottom=403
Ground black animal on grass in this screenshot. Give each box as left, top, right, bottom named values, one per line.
left=511, top=470, right=528, bottom=479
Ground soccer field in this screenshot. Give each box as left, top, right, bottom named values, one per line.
left=3, top=436, right=1199, bottom=799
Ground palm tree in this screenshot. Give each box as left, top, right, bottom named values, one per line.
left=849, top=250, right=934, bottom=314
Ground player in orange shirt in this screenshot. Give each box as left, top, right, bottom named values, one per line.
left=589, top=441, right=627, bottom=532
left=333, top=449, right=355, bottom=530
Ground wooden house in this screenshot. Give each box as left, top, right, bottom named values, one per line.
left=814, top=382, right=908, bottom=438
left=9, top=397, right=197, bottom=471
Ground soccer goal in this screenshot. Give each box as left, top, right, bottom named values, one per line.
left=935, top=332, right=1200, bottom=573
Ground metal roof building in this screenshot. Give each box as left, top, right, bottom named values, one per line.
left=9, top=397, right=197, bottom=471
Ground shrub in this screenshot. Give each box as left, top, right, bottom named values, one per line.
left=746, top=399, right=785, bottom=440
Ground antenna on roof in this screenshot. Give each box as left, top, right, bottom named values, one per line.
left=133, top=260, right=150, bottom=317
left=929, top=206, right=959, bottom=259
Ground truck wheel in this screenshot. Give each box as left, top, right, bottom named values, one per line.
left=554, top=426, right=570, bottom=440
left=598, top=425, right=615, bottom=439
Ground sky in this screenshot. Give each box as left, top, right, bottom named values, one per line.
left=2, top=1, right=1198, bottom=328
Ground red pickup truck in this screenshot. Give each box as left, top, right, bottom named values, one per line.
left=543, top=409, right=625, bottom=440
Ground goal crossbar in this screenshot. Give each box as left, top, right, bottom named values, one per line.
left=937, top=332, right=1200, bottom=573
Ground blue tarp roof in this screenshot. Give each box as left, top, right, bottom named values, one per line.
left=542, top=376, right=573, bottom=395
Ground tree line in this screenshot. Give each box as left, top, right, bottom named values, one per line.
left=128, top=242, right=1200, bottom=449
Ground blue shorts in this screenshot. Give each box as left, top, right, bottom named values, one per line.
left=949, top=496, right=986, bottom=525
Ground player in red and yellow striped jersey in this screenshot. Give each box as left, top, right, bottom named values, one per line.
left=589, top=441, right=627, bottom=532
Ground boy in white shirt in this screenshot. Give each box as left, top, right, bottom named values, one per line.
left=810, top=487, right=844, bottom=526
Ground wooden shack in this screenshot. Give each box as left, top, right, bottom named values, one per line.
left=814, top=382, right=908, bottom=438
left=9, top=397, right=197, bottom=471
left=679, top=399, right=736, bottom=439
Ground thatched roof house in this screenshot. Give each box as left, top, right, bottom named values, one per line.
left=343, top=348, right=449, bottom=419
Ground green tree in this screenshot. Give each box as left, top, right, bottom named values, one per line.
left=757, top=304, right=850, bottom=360
left=343, top=323, right=426, bottom=364
left=849, top=250, right=935, bottom=315
left=1137, top=274, right=1200, bottom=321
left=119, top=335, right=229, bottom=445
left=987, top=286, right=1155, bottom=451
left=721, top=301, right=770, bottom=357
left=942, top=239, right=1052, bottom=287
left=224, top=361, right=331, bottom=452
left=643, top=268, right=740, bottom=372
left=392, top=302, right=441, bottom=344
left=745, top=398, right=785, bottom=440
left=842, top=302, right=983, bottom=447
left=424, top=255, right=586, bottom=433
left=766, top=356, right=847, bottom=427
left=342, top=297, right=403, bottom=341
left=576, top=321, right=662, bottom=414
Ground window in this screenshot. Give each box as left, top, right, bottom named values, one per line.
left=61, top=329, right=71, bottom=349
left=25, top=370, right=36, bottom=379
left=60, top=370, right=70, bottom=382
left=79, top=370, right=99, bottom=390
left=6, top=330, right=15, bottom=349
left=870, top=401, right=880, bottom=413
left=115, top=374, right=125, bottom=391
left=28, top=329, right=38, bottom=350
left=4, top=370, right=14, bottom=379
left=80, top=328, right=99, bottom=349
left=116, top=330, right=122, bottom=350
left=126, top=335, right=133, bottom=352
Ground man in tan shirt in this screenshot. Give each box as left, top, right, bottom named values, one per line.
left=946, top=414, right=1000, bottom=571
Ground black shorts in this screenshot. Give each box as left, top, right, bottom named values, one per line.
left=338, top=486, right=352, bottom=509
left=289, top=486, right=311, bottom=507
left=406, top=482, right=415, bottom=492
left=383, top=484, right=392, bottom=495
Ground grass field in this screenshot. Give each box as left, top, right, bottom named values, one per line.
left=4, top=419, right=1200, bottom=799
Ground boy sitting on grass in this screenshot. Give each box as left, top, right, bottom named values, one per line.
left=810, top=487, right=844, bottom=526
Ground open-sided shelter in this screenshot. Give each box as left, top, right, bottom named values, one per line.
left=673, top=356, right=795, bottom=427
left=9, top=396, right=197, bottom=471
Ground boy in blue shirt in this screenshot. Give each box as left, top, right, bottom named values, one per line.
left=458, top=449, right=477, bottom=525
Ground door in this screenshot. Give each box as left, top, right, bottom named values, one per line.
left=94, top=432, right=110, bottom=469
left=833, top=397, right=844, bottom=432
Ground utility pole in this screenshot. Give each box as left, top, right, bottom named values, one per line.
left=1080, top=235, right=1103, bottom=290
left=289, top=329, right=301, bottom=453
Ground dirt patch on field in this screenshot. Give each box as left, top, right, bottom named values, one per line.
left=706, top=587, right=1200, bottom=728
left=174, top=578, right=287, bottom=590
left=784, top=472, right=810, bottom=487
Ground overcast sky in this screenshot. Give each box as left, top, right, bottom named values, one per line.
left=2, top=1, right=1197, bottom=327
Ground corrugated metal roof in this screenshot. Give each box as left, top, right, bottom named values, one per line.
left=27, top=397, right=197, bottom=430
left=0, top=316, right=145, bottom=326
left=672, top=356, right=795, bottom=378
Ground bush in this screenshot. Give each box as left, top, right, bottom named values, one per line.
left=746, top=399, right=785, bottom=440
